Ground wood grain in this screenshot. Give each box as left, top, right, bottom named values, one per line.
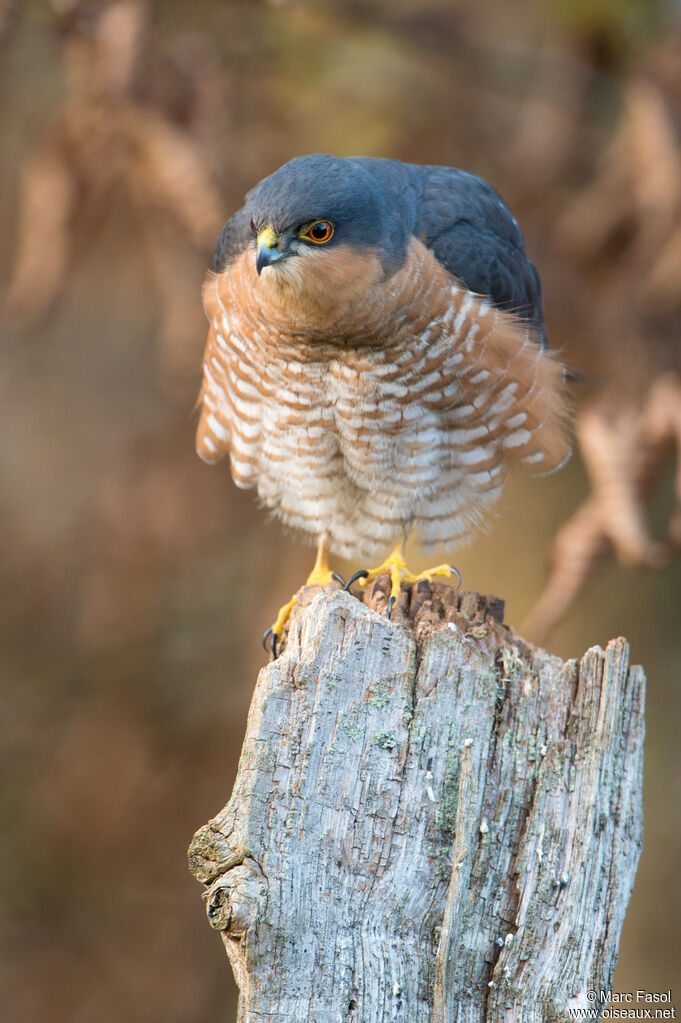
left=188, top=582, right=644, bottom=1023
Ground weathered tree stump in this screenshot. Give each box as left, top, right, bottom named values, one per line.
left=188, top=580, right=645, bottom=1023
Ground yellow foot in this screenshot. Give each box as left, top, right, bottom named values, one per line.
left=263, top=535, right=341, bottom=659
left=345, top=543, right=461, bottom=618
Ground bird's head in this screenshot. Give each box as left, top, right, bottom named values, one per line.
left=238, top=155, right=410, bottom=317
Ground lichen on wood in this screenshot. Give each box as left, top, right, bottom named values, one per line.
left=188, top=580, right=644, bottom=1023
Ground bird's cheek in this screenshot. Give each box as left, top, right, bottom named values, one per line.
left=296, top=246, right=384, bottom=303
left=255, top=254, right=304, bottom=294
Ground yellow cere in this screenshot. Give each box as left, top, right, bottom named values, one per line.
left=257, top=226, right=278, bottom=249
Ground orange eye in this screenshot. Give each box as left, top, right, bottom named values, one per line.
left=301, top=220, right=334, bottom=244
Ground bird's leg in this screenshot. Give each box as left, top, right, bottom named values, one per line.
left=345, top=534, right=461, bottom=618
left=263, top=533, right=339, bottom=659
left=306, top=532, right=338, bottom=586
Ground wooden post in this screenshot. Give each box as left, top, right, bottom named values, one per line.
left=188, top=580, right=644, bottom=1023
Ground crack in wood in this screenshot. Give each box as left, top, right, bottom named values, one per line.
left=188, top=585, right=644, bottom=1022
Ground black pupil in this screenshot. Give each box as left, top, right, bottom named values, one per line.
left=311, top=222, right=328, bottom=239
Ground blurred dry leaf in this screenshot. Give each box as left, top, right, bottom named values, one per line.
left=524, top=35, right=681, bottom=641
left=523, top=374, right=681, bottom=641
left=556, top=75, right=681, bottom=312
left=4, top=0, right=224, bottom=383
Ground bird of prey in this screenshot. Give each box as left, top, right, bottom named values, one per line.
left=195, top=155, right=570, bottom=653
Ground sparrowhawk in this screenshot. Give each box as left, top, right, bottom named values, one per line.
left=195, top=154, right=570, bottom=652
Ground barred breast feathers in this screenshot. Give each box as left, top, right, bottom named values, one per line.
left=195, top=236, right=571, bottom=549
left=409, top=245, right=572, bottom=479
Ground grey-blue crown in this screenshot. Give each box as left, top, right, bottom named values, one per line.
left=248, top=154, right=409, bottom=265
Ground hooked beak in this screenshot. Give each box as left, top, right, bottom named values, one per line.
left=256, top=226, right=288, bottom=275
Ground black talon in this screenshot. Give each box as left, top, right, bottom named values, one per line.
left=344, top=569, right=370, bottom=591
left=450, top=566, right=462, bottom=590
left=262, top=626, right=280, bottom=659
left=331, top=572, right=347, bottom=587
left=387, top=595, right=396, bottom=619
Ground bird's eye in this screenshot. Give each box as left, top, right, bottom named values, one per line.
left=300, top=220, right=334, bottom=244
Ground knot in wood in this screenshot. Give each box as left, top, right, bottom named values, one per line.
left=205, top=858, right=265, bottom=937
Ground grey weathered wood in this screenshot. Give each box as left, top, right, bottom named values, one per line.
left=188, top=581, right=644, bottom=1023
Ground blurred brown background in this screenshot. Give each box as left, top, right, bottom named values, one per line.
left=1, top=1, right=680, bottom=1020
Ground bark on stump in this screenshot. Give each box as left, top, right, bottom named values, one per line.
left=188, top=580, right=645, bottom=1023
